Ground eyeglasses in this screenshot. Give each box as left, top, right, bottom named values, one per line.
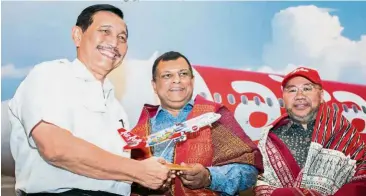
left=284, top=83, right=321, bottom=95
left=158, top=70, right=192, bottom=80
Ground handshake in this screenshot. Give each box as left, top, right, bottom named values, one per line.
left=134, top=157, right=211, bottom=191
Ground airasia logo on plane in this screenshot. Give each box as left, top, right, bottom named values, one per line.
left=118, top=128, right=142, bottom=146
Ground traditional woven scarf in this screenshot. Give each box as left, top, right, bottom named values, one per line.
left=131, top=95, right=262, bottom=196
left=255, top=102, right=366, bottom=196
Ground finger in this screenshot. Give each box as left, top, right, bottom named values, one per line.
left=180, top=175, right=193, bottom=186
left=181, top=162, right=195, bottom=167
left=168, top=170, right=176, bottom=177
left=156, top=157, right=167, bottom=164
left=168, top=173, right=176, bottom=179
left=180, top=162, right=196, bottom=175
left=165, top=181, right=172, bottom=187
left=181, top=174, right=196, bottom=181
left=183, top=167, right=199, bottom=176
left=192, top=164, right=206, bottom=176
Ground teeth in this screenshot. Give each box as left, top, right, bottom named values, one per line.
left=99, top=49, right=116, bottom=59
left=170, top=88, right=183, bottom=91
left=295, top=104, right=309, bottom=109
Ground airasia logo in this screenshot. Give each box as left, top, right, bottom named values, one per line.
left=118, top=129, right=142, bottom=145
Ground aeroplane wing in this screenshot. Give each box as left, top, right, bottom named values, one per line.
left=118, top=128, right=147, bottom=150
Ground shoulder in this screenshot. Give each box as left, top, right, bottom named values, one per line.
left=26, top=59, right=72, bottom=87
left=29, top=59, right=71, bottom=78
left=9, top=59, right=72, bottom=111
left=18, top=59, right=72, bottom=87
left=12, top=59, right=72, bottom=99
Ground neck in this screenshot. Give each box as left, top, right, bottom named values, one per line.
left=86, top=65, right=108, bottom=82
left=90, top=72, right=106, bottom=82
left=289, top=115, right=312, bottom=127
left=165, top=108, right=182, bottom=117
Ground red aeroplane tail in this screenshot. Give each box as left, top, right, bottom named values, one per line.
left=117, top=128, right=147, bottom=150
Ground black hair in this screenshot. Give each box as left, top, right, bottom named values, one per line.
left=76, top=4, right=128, bottom=37
left=152, top=51, right=193, bottom=81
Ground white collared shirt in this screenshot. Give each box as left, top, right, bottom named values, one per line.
left=8, top=59, right=131, bottom=195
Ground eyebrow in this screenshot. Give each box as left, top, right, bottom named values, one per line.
left=99, top=25, right=127, bottom=36
left=285, top=82, right=313, bottom=88
left=161, top=69, right=189, bottom=73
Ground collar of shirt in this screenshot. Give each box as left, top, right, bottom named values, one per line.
left=286, top=118, right=316, bottom=133
left=151, top=99, right=194, bottom=122
left=71, top=58, right=114, bottom=99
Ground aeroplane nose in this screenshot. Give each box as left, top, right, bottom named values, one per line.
left=214, top=114, right=221, bottom=120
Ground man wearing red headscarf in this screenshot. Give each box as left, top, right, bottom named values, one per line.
left=254, top=67, right=366, bottom=196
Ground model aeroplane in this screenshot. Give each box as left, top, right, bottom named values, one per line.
left=118, top=112, right=221, bottom=150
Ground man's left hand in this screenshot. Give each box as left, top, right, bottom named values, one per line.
left=177, top=163, right=211, bottom=189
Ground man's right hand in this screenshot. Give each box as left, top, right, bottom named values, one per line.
left=135, top=157, right=170, bottom=190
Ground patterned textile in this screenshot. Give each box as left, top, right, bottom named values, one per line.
left=150, top=101, right=258, bottom=195
left=271, top=187, right=322, bottom=196
left=150, top=101, right=193, bottom=162
left=209, top=163, right=258, bottom=195
left=271, top=120, right=315, bottom=168
left=130, top=95, right=263, bottom=196
left=255, top=102, right=366, bottom=196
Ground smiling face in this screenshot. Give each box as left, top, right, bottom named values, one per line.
left=283, top=76, right=324, bottom=123
left=72, top=11, right=128, bottom=80
left=152, top=57, right=195, bottom=112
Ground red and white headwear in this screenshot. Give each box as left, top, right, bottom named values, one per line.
left=282, top=67, right=322, bottom=88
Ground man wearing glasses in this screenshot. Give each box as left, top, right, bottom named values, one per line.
left=254, top=67, right=366, bottom=196
left=129, top=51, right=263, bottom=196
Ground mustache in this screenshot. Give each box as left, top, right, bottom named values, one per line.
left=292, top=96, right=311, bottom=106
left=97, top=45, right=121, bottom=57
left=293, top=101, right=311, bottom=107
left=286, top=106, right=319, bottom=124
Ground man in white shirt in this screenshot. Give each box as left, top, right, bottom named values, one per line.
left=8, top=4, right=170, bottom=195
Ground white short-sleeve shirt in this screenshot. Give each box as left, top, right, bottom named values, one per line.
left=8, top=59, right=131, bottom=195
